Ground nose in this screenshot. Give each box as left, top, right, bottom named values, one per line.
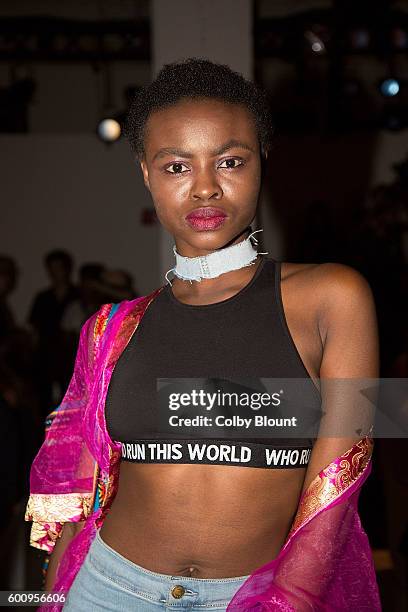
left=191, top=168, right=223, bottom=201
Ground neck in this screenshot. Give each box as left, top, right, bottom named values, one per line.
left=175, top=227, right=251, bottom=259
left=165, top=227, right=268, bottom=287
left=169, top=255, right=265, bottom=303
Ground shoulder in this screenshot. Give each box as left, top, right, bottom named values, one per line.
left=281, top=261, right=374, bottom=304
left=311, top=262, right=375, bottom=318
left=282, top=259, right=369, bottom=285
left=89, top=300, right=128, bottom=333
left=280, top=261, right=376, bottom=338
left=86, top=291, right=162, bottom=337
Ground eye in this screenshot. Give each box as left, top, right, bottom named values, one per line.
left=166, top=162, right=190, bottom=174
left=218, top=158, right=244, bottom=169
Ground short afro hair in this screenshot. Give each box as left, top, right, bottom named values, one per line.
left=124, top=57, right=274, bottom=159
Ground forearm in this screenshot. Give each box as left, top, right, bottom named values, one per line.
left=44, top=522, right=85, bottom=591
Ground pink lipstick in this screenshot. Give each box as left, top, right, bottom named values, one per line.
left=186, top=207, right=227, bottom=231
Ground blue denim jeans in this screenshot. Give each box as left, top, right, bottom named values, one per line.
left=62, top=529, right=250, bottom=611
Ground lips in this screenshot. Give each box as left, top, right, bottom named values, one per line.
left=185, top=207, right=228, bottom=232
left=186, top=207, right=227, bottom=220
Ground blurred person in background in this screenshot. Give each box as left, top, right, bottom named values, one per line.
left=0, top=260, right=40, bottom=590
left=61, top=263, right=106, bottom=335
left=0, top=375, right=20, bottom=589
left=0, top=254, right=18, bottom=342
left=0, top=361, right=40, bottom=591
left=62, top=265, right=139, bottom=336
left=29, top=250, right=78, bottom=413
left=101, top=268, right=139, bottom=302
left=0, top=255, right=38, bottom=426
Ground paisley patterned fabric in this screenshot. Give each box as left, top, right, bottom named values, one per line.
left=24, top=289, right=381, bottom=611
left=288, top=436, right=373, bottom=538
left=25, top=492, right=94, bottom=552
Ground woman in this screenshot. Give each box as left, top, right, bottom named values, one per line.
left=25, top=59, right=381, bottom=611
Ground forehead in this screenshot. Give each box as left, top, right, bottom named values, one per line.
left=144, top=98, right=258, bottom=153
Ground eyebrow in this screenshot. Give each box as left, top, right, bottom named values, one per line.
left=152, top=139, right=255, bottom=162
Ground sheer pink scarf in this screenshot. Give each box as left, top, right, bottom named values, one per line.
left=25, top=292, right=381, bottom=611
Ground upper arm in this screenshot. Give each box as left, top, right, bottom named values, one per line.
left=301, top=263, right=379, bottom=493
left=318, top=263, right=379, bottom=377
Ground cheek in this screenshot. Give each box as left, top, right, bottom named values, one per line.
left=149, top=174, right=190, bottom=210
left=147, top=179, right=182, bottom=227
left=221, top=168, right=261, bottom=202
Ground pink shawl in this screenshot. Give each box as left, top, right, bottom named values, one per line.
left=24, top=291, right=381, bottom=611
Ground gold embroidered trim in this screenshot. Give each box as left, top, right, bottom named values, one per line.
left=25, top=492, right=94, bottom=552
left=25, top=492, right=94, bottom=523
left=288, top=436, right=373, bottom=539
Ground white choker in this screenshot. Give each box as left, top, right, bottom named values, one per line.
left=164, top=228, right=268, bottom=285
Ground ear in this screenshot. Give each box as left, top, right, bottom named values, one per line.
left=140, top=158, right=151, bottom=191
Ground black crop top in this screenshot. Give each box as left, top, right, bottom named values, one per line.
left=105, top=257, right=321, bottom=469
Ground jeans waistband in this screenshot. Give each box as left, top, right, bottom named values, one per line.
left=89, top=530, right=251, bottom=606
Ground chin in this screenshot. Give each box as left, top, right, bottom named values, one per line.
left=183, top=226, right=250, bottom=252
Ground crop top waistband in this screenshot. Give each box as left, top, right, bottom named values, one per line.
left=119, top=439, right=313, bottom=469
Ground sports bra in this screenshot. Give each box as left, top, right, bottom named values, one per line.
left=105, top=256, right=321, bottom=469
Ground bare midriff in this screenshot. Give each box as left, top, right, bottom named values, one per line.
left=99, top=462, right=306, bottom=578
left=100, top=262, right=323, bottom=579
